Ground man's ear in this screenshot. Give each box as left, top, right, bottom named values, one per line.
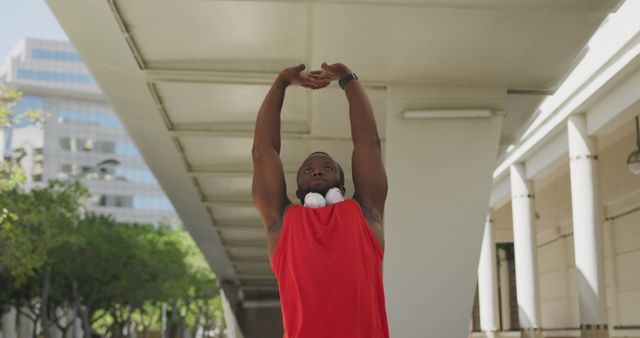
left=295, top=189, right=300, bottom=200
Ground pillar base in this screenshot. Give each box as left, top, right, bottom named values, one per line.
left=580, top=324, right=609, bottom=338
left=481, top=330, right=499, bottom=338
left=520, top=328, right=542, bottom=338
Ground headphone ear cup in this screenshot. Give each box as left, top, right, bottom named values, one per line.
left=325, top=187, right=345, bottom=205
left=304, top=192, right=326, bottom=208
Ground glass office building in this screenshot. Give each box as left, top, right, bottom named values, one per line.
left=0, top=38, right=176, bottom=225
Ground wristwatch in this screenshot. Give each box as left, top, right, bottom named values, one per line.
left=339, top=73, right=358, bottom=90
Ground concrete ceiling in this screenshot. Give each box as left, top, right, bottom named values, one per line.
left=46, top=0, right=622, bottom=304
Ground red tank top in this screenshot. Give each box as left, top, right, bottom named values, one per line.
left=271, top=199, right=389, bottom=338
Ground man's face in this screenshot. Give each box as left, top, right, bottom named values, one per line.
left=296, top=153, right=343, bottom=202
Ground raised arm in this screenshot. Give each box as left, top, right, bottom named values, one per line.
left=320, top=63, right=388, bottom=224
left=252, top=65, right=328, bottom=232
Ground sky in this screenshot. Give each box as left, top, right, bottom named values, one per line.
left=0, top=0, right=68, bottom=61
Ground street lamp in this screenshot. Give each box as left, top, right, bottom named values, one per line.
left=96, top=158, right=120, bottom=168
left=95, top=158, right=121, bottom=179
left=628, top=116, right=640, bottom=175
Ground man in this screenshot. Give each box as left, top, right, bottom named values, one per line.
left=252, top=62, right=388, bottom=338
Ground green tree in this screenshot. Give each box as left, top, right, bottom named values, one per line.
left=115, top=224, right=189, bottom=338
left=88, top=223, right=225, bottom=338
left=46, top=213, right=124, bottom=338
left=0, top=86, right=49, bottom=312
left=168, top=227, right=223, bottom=338
left=86, top=222, right=194, bottom=338
left=1, top=170, right=225, bottom=338
left=0, top=181, right=88, bottom=338
left=132, top=225, right=191, bottom=338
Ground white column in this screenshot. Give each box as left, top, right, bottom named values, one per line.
left=2, top=307, right=17, bottom=338
left=51, top=307, right=64, bottom=338
left=383, top=84, right=504, bottom=338
left=567, top=115, right=609, bottom=338
left=130, top=320, right=138, bottom=338
left=22, top=142, right=34, bottom=192
left=19, top=307, right=35, bottom=338
left=509, top=164, right=542, bottom=338
left=64, top=308, right=83, bottom=338
left=602, top=220, right=620, bottom=330
left=221, top=289, right=245, bottom=338
left=498, top=248, right=512, bottom=331
left=161, top=303, right=166, bottom=338
left=478, top=215, right=499, bottom=337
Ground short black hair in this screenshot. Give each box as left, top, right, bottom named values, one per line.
left=298, top=151, right=344, bottom=186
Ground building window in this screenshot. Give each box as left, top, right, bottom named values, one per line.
left=11, top=96, right=45, bottom=128
left=94, top=141, right=115, bottom=154
left=59, top=137, right=116, bottom=154
left=13, top=95, right=44, bottom=111
left=115, top=195, right=132, bottom=208
left=132, top=196, right=173, bottom=211
left=81, top=138, right=93, bottom=152
left=32, top=161, right=44, bottom=182
left=57, top=110, right=122, bottom=129
left=31, top=49, right=82, bottom=62
left=60, top=164, right=73, bottom=175
left=115, top=168, right=157, bottom=184
left=97, top=195, right=133, bottom=208
left=17, top=69, right=95, bottom=84
left=115, top=142, right=139, bottom=156
left=81, top=140, right=115, bottom=154
left=58, top=137, right=72, bottom=151
left=80, top=165, right=94, bottom=174
left=34, top=149, right=44, bottom=179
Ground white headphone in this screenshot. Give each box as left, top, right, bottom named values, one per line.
left=303, top=187, right=345, bottom=208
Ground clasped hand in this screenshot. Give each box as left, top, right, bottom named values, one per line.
left=278, top=62, right=351, bottom=90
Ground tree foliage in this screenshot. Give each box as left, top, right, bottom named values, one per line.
left=0, top=183, right=225, bottom=338
left=1, top=86, right=46, bottom=191
left=1, top=89, right=224, bottom=337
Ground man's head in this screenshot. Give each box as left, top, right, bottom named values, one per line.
left=296, top=151, right=345, bottom=204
